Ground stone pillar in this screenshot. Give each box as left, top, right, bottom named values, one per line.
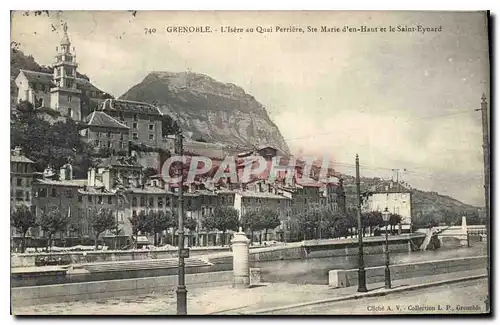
left=461, top=216, right=469, bottom=247
left=231, top=229, right=250, bottom=288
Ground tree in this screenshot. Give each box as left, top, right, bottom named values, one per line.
left=161, top=115, right=180, bottom=136
left=39, top=207, right=70, bottom=252
left=202, top=206, right=239, bottom=246
left=363, top=211, right=383, bottom=236
left=296, top=207, right=321, bottom=240
left=240, top=209, right=263, bottom=244
left=89, top=208, right=116, bottom=250
left=260, top=208, right=281, bottom=243
left=389, top=213, right=403, bottom=234
left=184, top=216, right=197, bottom=247
left=331, top=212, right=351, bottom=239
left=11, top=206, right=37, bottom=253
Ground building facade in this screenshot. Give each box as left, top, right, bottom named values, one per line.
left=80, top=111, right=130, bottom=153
left=363, top=180, right=413, bottom=226
left=10, top=146, right=35, bottom=209
left=97, top=99, right=163, bottom=148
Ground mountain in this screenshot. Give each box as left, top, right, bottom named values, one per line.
left=119, top=71, right=290, bottom=155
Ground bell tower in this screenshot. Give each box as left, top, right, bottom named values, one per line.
left=50, top=23, right=82, bottom=120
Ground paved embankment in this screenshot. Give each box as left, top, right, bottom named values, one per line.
left=12, top=269, right=487, bottom=315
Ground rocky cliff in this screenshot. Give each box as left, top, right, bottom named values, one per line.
left=119, top=71, right=290, bottom=155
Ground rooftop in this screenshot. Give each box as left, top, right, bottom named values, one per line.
left=11, top=155, right=34, bottom=164
left=236, top=190, right=290, bottom=200
left=100, top=98, right=162, bottom=116
left=35, top=179, right=88, bottom=187
left=85, top=111, right=129, bottom=129
left=97, top=156, right=142, bottom=168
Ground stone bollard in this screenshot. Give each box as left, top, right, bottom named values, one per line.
left=231, top=230, right=250, bottom=289
left=250, top=268, right=262, bottom=286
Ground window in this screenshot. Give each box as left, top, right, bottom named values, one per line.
left=24, top=164, right=29, bottom=173
left=158, top=197, right=163, bottom=208
left=107, top=132, right=111, bottom=138
left=16, top=178, right=22, bottom=187
left=51, top=188, right=57, bottom=197
left=15, top=190, right=23, bottom=201
left=39, top=188, right=47, bottom=198
left=133, top=122, right=138, bottom=129
left=68, top=95, right=72, bottom=103
left=78, top=195, right=82, bottom=202
left=108, top=196, right=113, bottom=204
left=149, top=124, right=154, bottom=131
left=98, top=196, right=103, bottom=204
left=140, top=196, right=145, bottom=207
left=65, top=189, right=73, bottom=198
left=25, top=191, right=30, bottom=201
left=132, top=197, right=137, bottom=207
left=119, top=112, right=124, bottom=120
left=165, top=196, right=170, bottom=206
left=88, top=196, right=93, bottom=203
left=133, top=114, right=138, bottom=121
left=107, top=141, right=111, bottom=148
left=94, top=140, right=100, bottom=147
left=120, top=134, right=124, bottom=141
left=133, top=133, right=138, bottom=140
left=149, top=134, right=154, bottom=140
left=148, top=197, right=154, bottom=207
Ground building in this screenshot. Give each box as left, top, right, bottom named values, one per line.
left=97, top=99, right=163, bottom=148
left=10, top=146, right=35, bottom=209
left=363, top=180, right=413, bottom=229
left=80, top=111, right=130, bottom=153
left=14, top=23, right=108, bottom=120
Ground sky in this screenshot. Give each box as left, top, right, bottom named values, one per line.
left=10, top=10, right=490, bottom=206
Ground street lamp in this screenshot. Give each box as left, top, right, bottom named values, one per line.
left=382, top=207, right=392, bottom=289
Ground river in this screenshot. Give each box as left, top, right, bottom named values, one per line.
left=255, top=241, right=487, bottom=284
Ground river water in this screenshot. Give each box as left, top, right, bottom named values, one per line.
left=255, top=241, right=487, bottom=284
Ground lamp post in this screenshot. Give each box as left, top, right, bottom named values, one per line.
left=382, top=207, right=391, bottom=289
left=355, top=154, right=367, bottom=292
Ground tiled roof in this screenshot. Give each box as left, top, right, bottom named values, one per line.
left=78, top=187, right=116, bottom=195
left=19, top=70, right=107, bottom=97
left=100, top=98, right=162, bottom=116
left=85, top=111, right=129, bottom=129
left=20, top=70, right=55, bottom=87
left=370, top=181, right=411, bottom=194
left=127, top=186, right=169, bottom=194
left=35, top=179, right=88, bottom=187
left=97, top=156, right=142, bottom=168
left=11, top=155, right=34, bottom=164
left=236, top=190, right=289, bottom=200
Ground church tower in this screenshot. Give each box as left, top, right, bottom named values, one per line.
left=50, top=23, right=82, bottom=120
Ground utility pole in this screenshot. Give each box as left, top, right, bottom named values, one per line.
left=476, top=93, right=490, bottom=312
left=356, top=154, right=368, bottom=292
left=175, top=130, right=187, bottom=315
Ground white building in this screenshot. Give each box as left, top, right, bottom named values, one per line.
left=363, top=180, right=413, bottom=226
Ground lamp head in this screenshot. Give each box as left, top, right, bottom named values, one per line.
left=382, top=207, right=390, bottom=222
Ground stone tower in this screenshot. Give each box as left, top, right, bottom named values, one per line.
left=50, top=23, right=82, bottom=120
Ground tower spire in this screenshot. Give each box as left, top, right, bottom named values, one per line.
left=60, top=22, right=71, bottom=47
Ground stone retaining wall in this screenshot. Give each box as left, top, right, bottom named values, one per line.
left=328, top=255, right=487, bottom=288
left=12, top=270, right=234, bottom=307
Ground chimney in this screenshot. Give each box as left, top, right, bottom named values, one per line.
left=60, top=163, right=73, bottom=181
left=13, top=146, right=22, bottom=156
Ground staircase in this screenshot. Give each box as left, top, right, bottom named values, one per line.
left=80, top=257, right=213, bottom=273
